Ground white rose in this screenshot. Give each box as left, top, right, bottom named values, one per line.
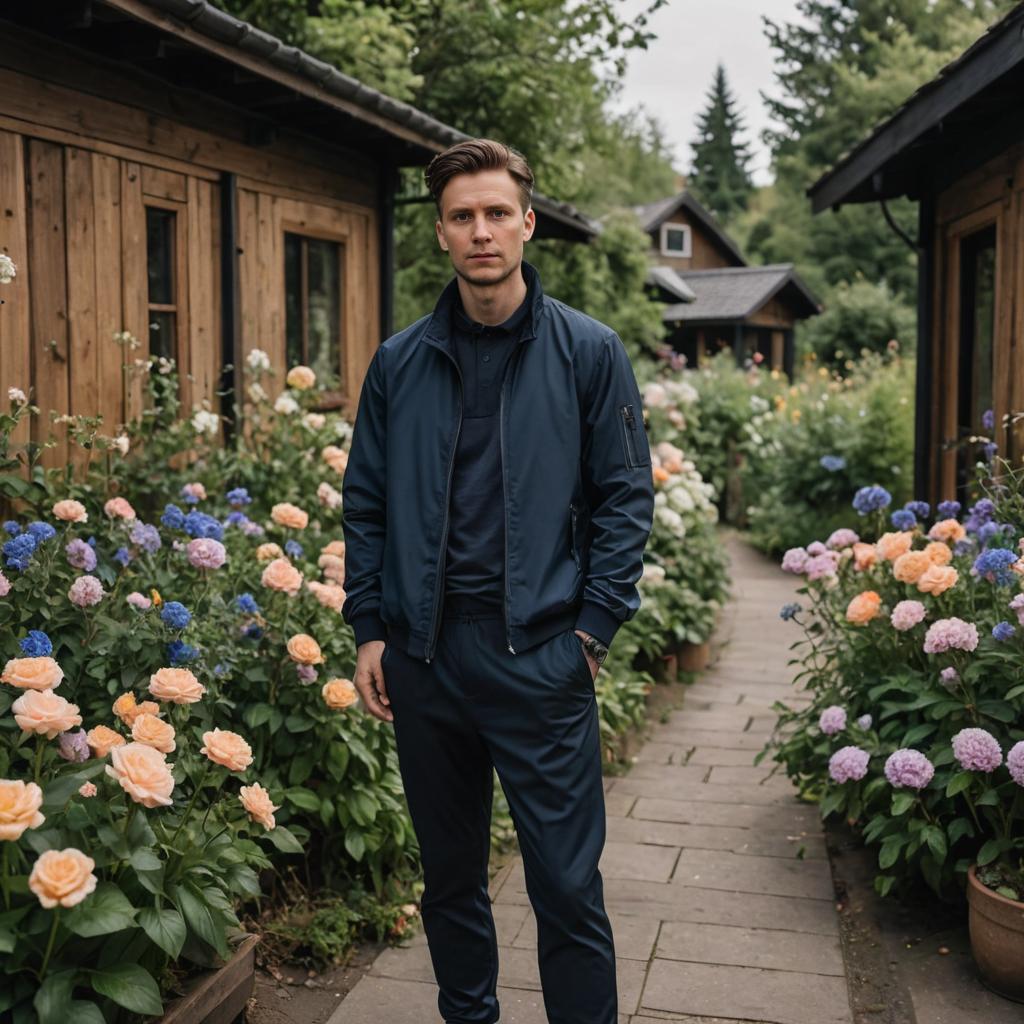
left=112, top=434, right=130, bottom=456
left=642, top=382, right=667, bottom=408
left=247, top=382, right=268, bottom=403
left=655, top=506, right=685, bottom=534
left=0, top=254, right=16, bottom=284
left=191, top=409, right=219, bottom=435
left=317, top=481, right=342, bottom=510
left=7, top=387, right=26, bottom=404
left=641, top=563, right=667, bottom=586
left=304, top=413, right=326, bottom=430
left=246, top=348, right=271, bottom=372
left=274, top=395, right=299, bottom=415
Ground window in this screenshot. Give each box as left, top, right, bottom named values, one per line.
left=146, top=207, right=178, bottom=361
left=284, top=232, right=343, bottom=391
left=660, top=222, right=692, bottom=258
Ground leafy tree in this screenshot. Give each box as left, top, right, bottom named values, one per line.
left=688, top=64, right=753, bottom=222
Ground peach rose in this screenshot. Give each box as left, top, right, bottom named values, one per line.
left=875, top=531, right=914, bottom=562
left=271, top=503, right=309, bottom=530
left=307, top=581, right=346, bottom=612
left=200, top=728, right=253, bottom=772
left=239, top=783, right=279, bottom=830
left=652, top=466, right=670, bottom=485
left=924, top=541, right=952, bottom=566
left=287, top=633, right=324, bottom=665
left=29, top=848, right=98, bottom=908
left=322, top=678, right=358, bottom=710
left=321, top=540, right=346, bottom=558
left=106, top=743, right=175, bottom=808
left=78, top=782, right=97, bottom=798
left=917, top=565, right=959, bottom=595
left=286, top=365, right=316, bottom=390
left=928, top=518, right=966, bottom=543
left=131, top=713, right=176, bottom=754
left=13, top=690, right=82, bottom=739
left=261, top=557, right=303, bottom=595
left=103, top=496, right=136, bottom=520
left=0, top=780, right=45, bottom=840
left=112, top=692, right=161, bottom=727
left=852, top=542, right=877, bottom=571
left=892, top=551, right=933, bottom=585
left=1, top=656, right=64, bottom=691
left=318, top=553, right=345, bottom=584
left=87, top=724, right=126, bottom=758
left=846, top=590, right=882, bottom=626
left=322, top=446, right=348, bottom=475
left=256, top=542, right=284, bottom=562
left=148, top=667, right=205, bottom=704
left=52, top=499, right=87, bottom=523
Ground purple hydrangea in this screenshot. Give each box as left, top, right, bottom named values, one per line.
left=884, top=749, right=935, bottom=790
left=984, top=442, right=999, bottom=462
left=939, top=666, right=960, bottom=691
left=856, top=714, right=873, bottom=730
left=819, top=705, right=847, bottom=736
left=937, top=500, right=961, bottom=519
left=57, top=729, right=90, bottom=763
left=923, top=618, right=979, bottom=654
left=951, top=728, right=1002, bottom=773
left=160, top=503, right=186, bottom=530
left=992, top=621, right=1016, bottom=642
left=806, top=552, right=840, bottom=581
left=853, top=485, right=892, bottom=515
left=1007, top=742, right=1024, bottom=786
left=114, top=547, right=132, bottom=567
left=296, top=664, right=318, bottom=683
left=973, top=547, right=1017, bottom=586
left=965, top=499, right=996, bottom=534
left=828, top=746, right=870, bottom=783
left=820, top=455, right=846, bottom=472
left=1010, top=593, right=1024, bottom=626
left=905, top=501, right=930, bottom=520
left=285, top=539, right=304, bottom=559
left=826, top=528, right=859, bottom=549
left=890, top=509, right=916, bottom=531
left=806, top=541, right=827, bottom=557
left=779, top=602, right=801, bottom=621
left=781, top=548, right=809, bottom=574
left=129, top=521, right=162, bottom=554
left=227, top=487, right=252, bottom=507
left=982, top=408, right=995, bottom=431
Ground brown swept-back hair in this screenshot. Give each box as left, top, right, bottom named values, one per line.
left=424, top=138, right=534, bottom=215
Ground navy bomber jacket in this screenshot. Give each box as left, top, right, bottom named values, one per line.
left=340, top=261, right=655, bottom=664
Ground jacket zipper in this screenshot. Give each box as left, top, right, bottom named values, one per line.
left=499, top=347, right=524, bottom=655
left=620, top=403, right=639, bottom=468
left=425, top=355, right=463, bottom=664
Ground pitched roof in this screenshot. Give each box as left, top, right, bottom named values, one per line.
left=808, top=2, right=1024, bottom=211
left=633, top=192, right=746, bottom=267
left=646, top=266, right=697, bottom=303
left=662, top=265, right=820, bottom=323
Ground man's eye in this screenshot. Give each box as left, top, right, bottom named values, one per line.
left=492, top=211, right=507, bottom=218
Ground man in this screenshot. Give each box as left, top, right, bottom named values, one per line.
left=341, top=138, right=654, bottom=1024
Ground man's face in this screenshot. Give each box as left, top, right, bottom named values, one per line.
left=435, top=169, right=536, bottom=286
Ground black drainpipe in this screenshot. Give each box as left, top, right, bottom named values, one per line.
left=380, top=166, right=399, bottom=342
left=914, top=194, right=934, bottom=502
left=220, top=172, right=240, bottom=442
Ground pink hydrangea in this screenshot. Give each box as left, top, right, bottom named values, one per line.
left=939, top=666, right=960, bottom=691
left=857, top=714, right=873, bottom=730
left=187, top=537, right=226, bottom=570
left=819, top=705, right=847, bottom=736
left=826, top=528, right=859, bottom=550
left=182, top=482, right=207, bottom=501
left=296, top=664, right=318, bottom=683
left=126, top=591, right=152, bottom=610
left=806, top=541, right=828, bottom=557
left=923, top=617, right=979, bottom=654
left=1007, top=742, right=1024, bottom=786
left=828, top=746, right=870, bottom=783
left=68, top=575, right=104, bottom=608
left=806, top=552, right=840, bottom=581
left=1009, top=593, right=1024, bottom=626
left=951, top=728, right=1002, bottom=773
left=890, top=600, right=926, bottom=631
left=884, top=749, right=934, bottom=789
left=781, top=548, right=809, bottom=574
left=0, top=570, right=9, bottom=597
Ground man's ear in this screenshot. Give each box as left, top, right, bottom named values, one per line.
left=435, top=218, right=448, bottom=252
left=522, top=207, right=536, bottom=242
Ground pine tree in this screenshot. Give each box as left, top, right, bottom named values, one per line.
left=688, top=64, right=754, bottom=222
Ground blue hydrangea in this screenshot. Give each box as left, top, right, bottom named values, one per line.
left=973, top=547, right=1018, bottom=586
left=983, top=408, right=995, bottom=431
left=993, top=621, right=1015, bottom=642
left=114, top=547, right=132, bottom=567
left=225, top=511, right=250, bottom=528
left=183, top=510, right=223, bottom=541
left=243, top=623, right=264, bottom=640
left=904, top=501, right=930, bottom=520
left=3, top=521, right=20, bottom=536
left=852, top=485, right=892, bottom=515
left=161, top=503, right=186, bottom=530
left=983, top=442, right=999, bottom=462
left=953, top=538, right=974, bottom=558
left=236, top=593, right=259, bottom=615
left=160, top=601, right=192, bottom=630
left=3, top=533, right=37, bottom=571
left=86, top=536, right=96, bottom=548
left=937, top=500, right=961, bottom=519
left=227, top=487, right=252, bottom=507
left=890, top=509, right=916, bottom=530
left=129, top=521, right=161, bottom=554
left=167, top=640, right=199, bottom=665
left=965, top=499, right=996, bottom=534
left=819, top=455, right=846, bottom=472
left=26, top=522, right=56, bottom=543
left=285, top=540, right=304, bottom=559
left=19, top=630, right=53, bottom=657
left=779, top=602, right=801, bottom=621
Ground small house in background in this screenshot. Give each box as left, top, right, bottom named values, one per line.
left=635, top=192, right=820, bottom=376
left=0, top=0, right=594, bottom=465
left=808, top=3, right=1024, bottom=502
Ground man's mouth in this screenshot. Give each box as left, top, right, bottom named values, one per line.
left=469, top=253, right=499, bottom=260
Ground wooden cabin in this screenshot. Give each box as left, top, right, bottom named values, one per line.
left=635, top=192, right=819, bottom=375
left=0, top=0, right=594, bottom=465
left=808, top=2, right=1024, bottom=502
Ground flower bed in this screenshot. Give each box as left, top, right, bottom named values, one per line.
left=765, top=479, right=1024, bottom=899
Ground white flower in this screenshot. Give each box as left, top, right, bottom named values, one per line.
left=655, top=506, right=685, bottom=535
left=112, top=330, right=140, bottom=350
left=666, top=485, right=695, bottom=513
left=246, top=382, right=268, bottom=404
left=155, top=357, right=174, bottom=375
left=640, top=563, right=667, bottom=586
left=191, top=408, right=220, bottom=435
left=0, top=254, right=16, bottom=284
left=750, top=395, right=770, bottom=414
left=274, top=394, right=299, bottom=415
left=642, top=382, right=667, bottom=408
left=304, top=413, right=326, bottom=430
left=7, top=387, right=26, bottom=404
left=112, top=434, right=130, bottom=456
left=133, top=359, right=151, bottom=374
left=247, top=349, right=271, bottom=372
left=317, top=481, right=342, bottom=510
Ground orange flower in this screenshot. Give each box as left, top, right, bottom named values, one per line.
left=13, top=690, right=82, bottom=739
left=148, top=667, right=205, bottom=704
left=0, top=780, right=45, bottom=840
left=103, top=497, right=136, bottom=520
left=322, top=678, right=358, bottom=710
left=928, top=518, right=966, bottom=543
left=271, top=503, right=309, bottom=530
left=52, top=499, right=87, bottom=523
left=286, top=634, right=324, bottom=665
left=846, top=590, right=882, bottom=625
left=924, top=541, right=952, bottom=566
left=321, top=540, right=346, bottom=558
left=892, top=551, right=933, bottom=585
left=318, top=553, right=345, bottom=584
left=321, top=446, right=348, bottom=475
left=200, top=729, right=253, bottom=772
left=1, top=656, right=64, bottom=691
left=852, top=542, right=877, bottom=571
left=29, top=848, right=98, bottom=908
left=112, top=692, right=161, bottom=727
left=917, top=565, right=958, bottom=595
left=131, top=713, right=176, bottom=754
left=876, top=531, right=914, bottom=562
left=307, top=580, right=346, bottom=612
left=652, top=466, right=670, bottom=485
left=256, top=542, right=284, bottom=562
left=239, top=783, right=279, bottom=830
left=86, top=724, right=126, bottom=758
left=286, top=365, right=316, bottom=390
left=150, top=588, right=163, bottom=607
left=106, top=743, right=175, bottom=807
left=261, top=557, right=303, bottom=595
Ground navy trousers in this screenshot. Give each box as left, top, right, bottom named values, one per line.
left=382, top=599, right=617, bottom=1024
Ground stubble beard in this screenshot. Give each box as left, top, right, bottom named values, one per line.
left=452, top=255, right=520, bottom=289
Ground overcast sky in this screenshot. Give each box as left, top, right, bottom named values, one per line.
left=613, top=0, right=806, bottom=185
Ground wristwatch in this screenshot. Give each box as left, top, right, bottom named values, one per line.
left=579, top=632, right=609, bottom=666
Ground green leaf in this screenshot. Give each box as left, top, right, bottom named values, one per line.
left=263, top=826, right=303, bottom=855
left=977, top=839, right=1005, bottom=866
left=67, top=1002, right=105, bottom=1024
left=90, top=964, right=163, bottom=1016
left=875, top=874, right=896, bottom=898
left=891, top=792, right=915, bottom=816
left=879, top=838, right=903, bottom=870
left=945, top=772, right=973, bottom=797
left=172, top=882, right=228, bottom=957
left=243, top=703, right=274, bottom=729
left=948, top=817, right=975, bottom=845
left=285, top=787, right=321, bottom=812
left=344, top=830, right=366, bottom=861
left=137, top=907, right=186, bottom=959
left=977, top=701, right=1016, bottom=723
left=129, top=847, right=162, bottom=873
left=1003, top=684, right=1024, bottom=701
left=65, top=883, right=136, bottom=938
left=923, top=825, right=947, bottom=860
left=34, top=970, right=76, bottom=1024
left=901, top=723, right=936, bottom=746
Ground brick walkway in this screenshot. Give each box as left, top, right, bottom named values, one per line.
left=329, top=536, right=853, bottom=1024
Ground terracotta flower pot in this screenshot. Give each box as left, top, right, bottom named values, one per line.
left=967, top=865, right=1024, bottom=1003
left=677, top=641, right=711, bottom=673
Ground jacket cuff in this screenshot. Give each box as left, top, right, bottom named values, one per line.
left=351, top=610, right=387, bottom=647
left=575, top=601, right=620, bottom=648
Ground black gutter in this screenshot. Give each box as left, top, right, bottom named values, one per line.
left=380, top=166, right=398, bottom=342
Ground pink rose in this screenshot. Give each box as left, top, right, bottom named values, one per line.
left=187, top=538, right=227, bottom=569
left=52, top=499, right=88, bottom=523
left=103, top=497, right=136, bottom=520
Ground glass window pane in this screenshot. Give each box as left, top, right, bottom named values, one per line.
left=306, top=239, right=341, bottom=385
left=149, top=311, right=176, bottom=361
left=284, top=233, right=303, bottom=369
left=665, top=228, right=686, bottom=252
left=146, top=208, right=175, bottom=306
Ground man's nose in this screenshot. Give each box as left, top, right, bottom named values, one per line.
left=471, top=216, right=492, bottom=241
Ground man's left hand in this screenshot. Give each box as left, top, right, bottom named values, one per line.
left=573, top=629, right=600, bottom=681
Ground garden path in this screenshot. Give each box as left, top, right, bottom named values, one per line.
left=328, top=536, right=852, bottom=1024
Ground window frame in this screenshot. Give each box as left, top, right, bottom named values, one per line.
left=144, top=197, right=189, bottom=377
left=659, top=221, right=692, bottom=258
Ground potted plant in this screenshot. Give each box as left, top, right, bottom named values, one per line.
left=967, top=863, right=1024, bottom=1002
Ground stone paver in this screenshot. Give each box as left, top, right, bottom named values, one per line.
left=329, top=537, right=853, bottom=1024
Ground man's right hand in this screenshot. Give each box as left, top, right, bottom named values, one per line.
left=354, top=640, right=394, bottom=723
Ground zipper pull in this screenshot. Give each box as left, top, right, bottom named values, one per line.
left=508, top=644, right=516, bottom=655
